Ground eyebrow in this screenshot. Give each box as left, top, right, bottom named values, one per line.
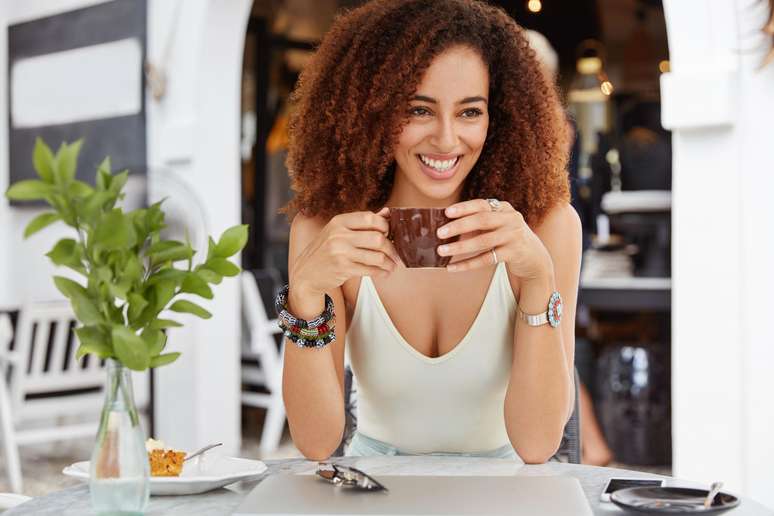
left=410, top=95, right=488, bottom=104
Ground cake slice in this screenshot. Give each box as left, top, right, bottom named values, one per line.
left=146, top=438, right=187, bottom=477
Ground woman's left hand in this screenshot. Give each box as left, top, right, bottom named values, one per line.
left=436, top=199, right=554, bottom=281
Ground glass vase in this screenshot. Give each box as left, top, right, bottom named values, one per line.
left=89, top=359, right=150, bottom=515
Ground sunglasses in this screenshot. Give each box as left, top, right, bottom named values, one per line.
left=316, top=463, right=389, bottom=492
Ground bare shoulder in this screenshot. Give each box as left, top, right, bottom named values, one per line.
left=530, top=202, right=582, bottom=243
left=289, top=213, right=328, bottom=248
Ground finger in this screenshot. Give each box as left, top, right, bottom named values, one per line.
left=446, top=251, right=497, bottom=273
left=437, top=230, right=505, bottom=258
left=437, top=211, right=501, bottom=239
left=338, top=211, right=390, bottom=234
left=349, top=230, right=402, bottom=263
left=444, top=199, right=492, bottom=219
left=349, top=248, right=397, bottom=272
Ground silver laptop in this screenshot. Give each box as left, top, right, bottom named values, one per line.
left=233, top=474, right=593, bottom=516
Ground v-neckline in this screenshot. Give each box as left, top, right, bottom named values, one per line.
left=360, top=263, right=504, bottom=364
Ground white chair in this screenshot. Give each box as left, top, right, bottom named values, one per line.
left=0, top=302, right=107, bottom=493
left=240, top=270, right=286, bottom=456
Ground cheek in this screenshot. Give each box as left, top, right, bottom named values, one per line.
left=395, top=123, right=426, bottom=153
left=462, top=121, right=489, bottom=151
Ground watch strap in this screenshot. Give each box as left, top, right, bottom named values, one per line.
left=517, top=291, right=563, bottom=328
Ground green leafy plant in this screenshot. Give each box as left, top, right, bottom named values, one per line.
left=5, top=138, right=248, bottom=371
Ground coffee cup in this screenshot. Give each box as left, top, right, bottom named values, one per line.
left=387, top=207, right=459, bottom=268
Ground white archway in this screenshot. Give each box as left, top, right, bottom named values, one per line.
left=147, top=0, right=253, bottom=454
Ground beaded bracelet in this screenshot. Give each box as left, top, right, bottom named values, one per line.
left=274, top=284, right=336, bottom=348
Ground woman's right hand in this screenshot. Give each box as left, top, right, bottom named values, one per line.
left=290, top=207, right=401, bottom=298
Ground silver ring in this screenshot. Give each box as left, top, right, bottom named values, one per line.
left=487, top=198, right=501, bottom=212
left=491, top=248, right=498, bottom=264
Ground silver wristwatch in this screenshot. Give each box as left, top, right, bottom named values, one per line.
left=517, top=291, right=563, bottom=328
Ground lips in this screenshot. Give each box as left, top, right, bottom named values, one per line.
left=416, top=154, right=461, bottom=180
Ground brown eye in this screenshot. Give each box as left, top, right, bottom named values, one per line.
left=461, top=108, right=484, bottom=118
left=408, top=106, right=432, bottom=117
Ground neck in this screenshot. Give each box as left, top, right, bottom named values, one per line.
left=384, top=166, right=464, bottom=208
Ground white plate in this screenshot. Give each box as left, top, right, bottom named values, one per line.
left=63, top=453, right=267, bottom=495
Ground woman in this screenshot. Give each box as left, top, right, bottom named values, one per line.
left=279, top=0, right=581, bottom=463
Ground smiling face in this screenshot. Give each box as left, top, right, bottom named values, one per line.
left=387, top=45, right=490, bottom=208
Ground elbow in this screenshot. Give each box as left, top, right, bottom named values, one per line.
left=511, top=429, right=563, bottom=464
left=298, top=444, right=339, bottom=462
left=290, top=424, right=345, bottom=462
left=516, top=446, right=559, bottom=464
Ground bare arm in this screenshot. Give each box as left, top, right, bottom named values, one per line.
left=282, top=211, right=398, bottom=460
left=504, top=203, right=582, bottom=463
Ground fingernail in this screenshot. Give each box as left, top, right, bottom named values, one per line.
left=447, top=264, right=458, bottom=272
left=446, top=207, right=457, bottom=216
left=438, top=245, right=449, bottom=255
left=437, top=227, right=449, bottom=238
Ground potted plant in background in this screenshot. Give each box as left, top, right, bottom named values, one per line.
left=5, top=138, right=248, bottom=514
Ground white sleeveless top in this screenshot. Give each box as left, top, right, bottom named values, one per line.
left=345, top=262, right=517, bottom=453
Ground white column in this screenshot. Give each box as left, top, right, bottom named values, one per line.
left=148, top=0, right=252, bottom=455
left=662, top=0, right=774, bottom=508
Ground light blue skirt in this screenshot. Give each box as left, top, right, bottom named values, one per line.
left=346, top=431, right=521, bottom=460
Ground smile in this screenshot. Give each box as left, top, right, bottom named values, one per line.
left=416, top=154, right=462, bottom=180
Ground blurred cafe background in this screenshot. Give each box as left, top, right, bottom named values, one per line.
left=0, top=0, right=772, bottom=509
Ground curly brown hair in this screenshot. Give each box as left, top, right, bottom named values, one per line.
left=283, top=0, right=570, bottom=225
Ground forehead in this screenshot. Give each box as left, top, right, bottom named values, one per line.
left=414, top=45, right=489, bottom=99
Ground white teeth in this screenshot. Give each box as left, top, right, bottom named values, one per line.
left=419, top=155, right=458, bottom=172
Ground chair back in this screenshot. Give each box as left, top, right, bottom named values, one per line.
left=241, top=270, right=284, bottom=391
left=8, top=301, right=105, bottom=416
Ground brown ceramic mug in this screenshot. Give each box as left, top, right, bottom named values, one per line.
left=387, top=207, right=459, bottom=268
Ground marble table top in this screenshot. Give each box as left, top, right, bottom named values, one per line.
left=6, top=457, right=773, bottom=515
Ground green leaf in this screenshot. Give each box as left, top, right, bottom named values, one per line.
left=146, top=240, right=192, bottom=264
left=206, top=258, right=240, bottom=277
left=146, top=201, right=166, bottom=233
left=46, top=239, right=83, bottom=270
left=123, top=255, right=143, bottom=286
left=206, top=237, right=217, bottom=262
left=68, top=180, right=94, bottom=198
left=180, top=273, right=213, bottom=299
left=24, top=212, right=60, bottom=238
left=108, top=170, right=129, bottom=196
left=141, top=328, right=167, bottom=356
left=153, top=280, right=176, bottom=313
left=214, top=225, right=249, bottom=258
left=196, top=268, right=222, bottom=285
left=93, top=210, right=137, bottom=251
left=96, top=157, right=112, bottom=191
left=56, top=139, right=82, bottom=185
left=74, top=326, right=112, bottom=359
left=5, top=179, right=53, bottom=201
left=149, top=352, right=180, bottom=368
left=33, top=138, right=56, bottom=183
left=96, top=266, right=113, bottom=283
left=148, top=319, right=183, bottom=330
left=107, top=282, right=130, bottom=300
left=53, top=276, right=88, bottom=299
left=146, top=269, right=187, bottom=287
left=111, top=326, right=149, bottom=371
left=81, top=191, right=114, bottom=222
left=128, top=293, right=149, bottom=323
left=169, top=300, right=212, bottom=319
left=71, top=295, right=103, bottom=325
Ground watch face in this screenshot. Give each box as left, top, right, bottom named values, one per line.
left=548, top=291, right=563, bottom=328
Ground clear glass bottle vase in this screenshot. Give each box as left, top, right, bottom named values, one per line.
left=89, top=359, right=149, bottom=515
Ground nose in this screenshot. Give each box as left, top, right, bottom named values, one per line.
left=429, top=115, right=458, bottom=152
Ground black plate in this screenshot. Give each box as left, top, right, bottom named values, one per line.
left=611, top=486, right=740, bottom=514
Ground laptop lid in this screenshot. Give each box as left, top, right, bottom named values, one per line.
left=233, top=474, right=593, bottom=516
